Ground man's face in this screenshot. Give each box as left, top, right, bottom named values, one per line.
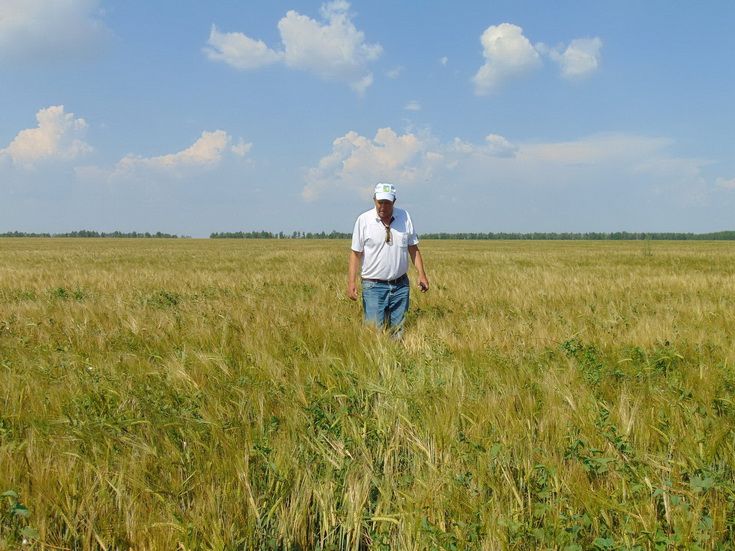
left=374, top=198, right=395, bottom=220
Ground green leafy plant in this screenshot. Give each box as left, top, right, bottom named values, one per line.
left=1, top=490, right=38, bottom=545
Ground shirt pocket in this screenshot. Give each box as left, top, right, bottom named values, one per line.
left=399, top=233, right=409, bottom=248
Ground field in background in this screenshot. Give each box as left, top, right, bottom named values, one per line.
left=1, top=238, right=734, bottom=549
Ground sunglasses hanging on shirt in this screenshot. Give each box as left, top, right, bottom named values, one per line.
left=382, top=217, right=395, bottom=243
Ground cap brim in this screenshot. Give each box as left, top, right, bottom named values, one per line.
left=375, top=192, right=395, bottom=201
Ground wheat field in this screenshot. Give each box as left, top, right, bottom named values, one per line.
left=1, top=238, right=734, bottom=549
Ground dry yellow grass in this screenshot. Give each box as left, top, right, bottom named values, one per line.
left=1, top=238, right=734, bottom=549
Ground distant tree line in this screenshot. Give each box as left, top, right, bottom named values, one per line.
left=0, top=230, right=181, bottom=238
left=211, top=230, right=735, bottom=240
left=4, top=230, right=734, bottom=240
left=419, top=231, right=735, bottom=240
left=210, top=231, right=352, bottom=239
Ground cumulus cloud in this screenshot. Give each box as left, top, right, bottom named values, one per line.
left=0, top=105, right=92, bottom=168
left=548, top=37, right=603, bottom=79
left=205, top=1, right=381, bottom=94
left=204, top=25, right=280, bottom=69
left=472, top=23, right=603, bottom=93
left=302, top=127, right=435, bottom=200
left=113, top=130, right=250, bottom=176
left=0, top=0, right=109, bottom=64
left=279, top=1, right=382, bottom=93
left=472, top=23, right=541, bottom=95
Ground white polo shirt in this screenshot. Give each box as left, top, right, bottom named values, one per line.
left=351, top=207, right=420, bottom=280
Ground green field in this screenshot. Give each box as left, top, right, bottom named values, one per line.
left=1, top=239, right=734, bottom=549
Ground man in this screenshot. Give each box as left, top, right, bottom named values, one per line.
left=347, top=182, right=429, bottom=335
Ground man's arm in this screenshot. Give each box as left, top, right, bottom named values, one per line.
left=347, top=250, right=362, bottom=300
left=408, top=244, right=429, bottom=292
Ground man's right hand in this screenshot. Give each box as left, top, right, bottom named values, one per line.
left=347, top=283, right=359, bottom=301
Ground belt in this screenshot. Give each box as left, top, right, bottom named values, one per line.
left=362, top=274, right=408, bottom=285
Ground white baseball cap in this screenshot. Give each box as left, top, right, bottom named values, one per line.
left=374, top=182, right=396, bottom=201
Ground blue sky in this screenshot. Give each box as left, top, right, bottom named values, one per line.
left=1, top=0, right=734, bottom=236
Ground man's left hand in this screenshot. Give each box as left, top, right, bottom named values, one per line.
left=418, top=277, right=429, bottom=292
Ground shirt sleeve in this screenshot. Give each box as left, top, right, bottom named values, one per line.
left=350, top=216, right=364, bottom=252
left=406, top=213, right=419, bottom=246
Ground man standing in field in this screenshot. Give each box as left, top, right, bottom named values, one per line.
left=347, top=182, right=429, bottom=336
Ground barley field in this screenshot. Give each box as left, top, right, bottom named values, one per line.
left=1, top=238, right=734, bottom=549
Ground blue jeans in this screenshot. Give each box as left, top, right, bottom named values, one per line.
left=362, top=274, right=410, bottom=334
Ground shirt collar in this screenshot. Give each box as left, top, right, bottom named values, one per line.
left=374, top=209, right=396, bottom=223
left=374, top=214, right=395, bottom=225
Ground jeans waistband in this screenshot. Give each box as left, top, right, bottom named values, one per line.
left=362, top=273, right=408, bottom=285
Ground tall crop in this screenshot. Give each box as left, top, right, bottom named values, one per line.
left=1, top=238, right=734, bottom=549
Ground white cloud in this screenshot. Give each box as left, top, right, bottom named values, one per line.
left=447, top=138, right=476, bottom=156
left=350, top=74, right=374, bottom=96
left=716, top=177, right=735, bottom=189
left=472, top=23, right=541, bottom=95
left=231, top=139, right=253, bottom=157
left=302, top=128, right=716, bottom=226
left=206, top=1, right=381, bottom=93
left=461, top=133, right=710, bottom=207
left=204, top=25, right=281, bottom=69
left=0, top=105, right=92, bottom=168
left=404, top=100, right=421, bottom=111
left=633, top=156, right=709, bottom=205
left=279, top=1, right=382, bottom=93
left=472, top=24, right=603, bottom=93
left=448, top=134, right=518, bottom=158
left=303, top=127, right=435, bottom=200
left=549, top=37, right=603, bottom=79
left=386, top=66, right=403, bottom=79
left=519, top=134, right=670, bottom=165
left=449, top=133, right=716, bottom=230
left=0, top=0, right=109, bottom=64
left=113, top=130, right=250, bottom=176
left=484, top=134, right=518, bottom=158
left=439, top=56, right=448, bottom=66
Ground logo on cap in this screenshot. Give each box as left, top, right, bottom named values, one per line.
left=374, top=182, right=396, bottom=197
